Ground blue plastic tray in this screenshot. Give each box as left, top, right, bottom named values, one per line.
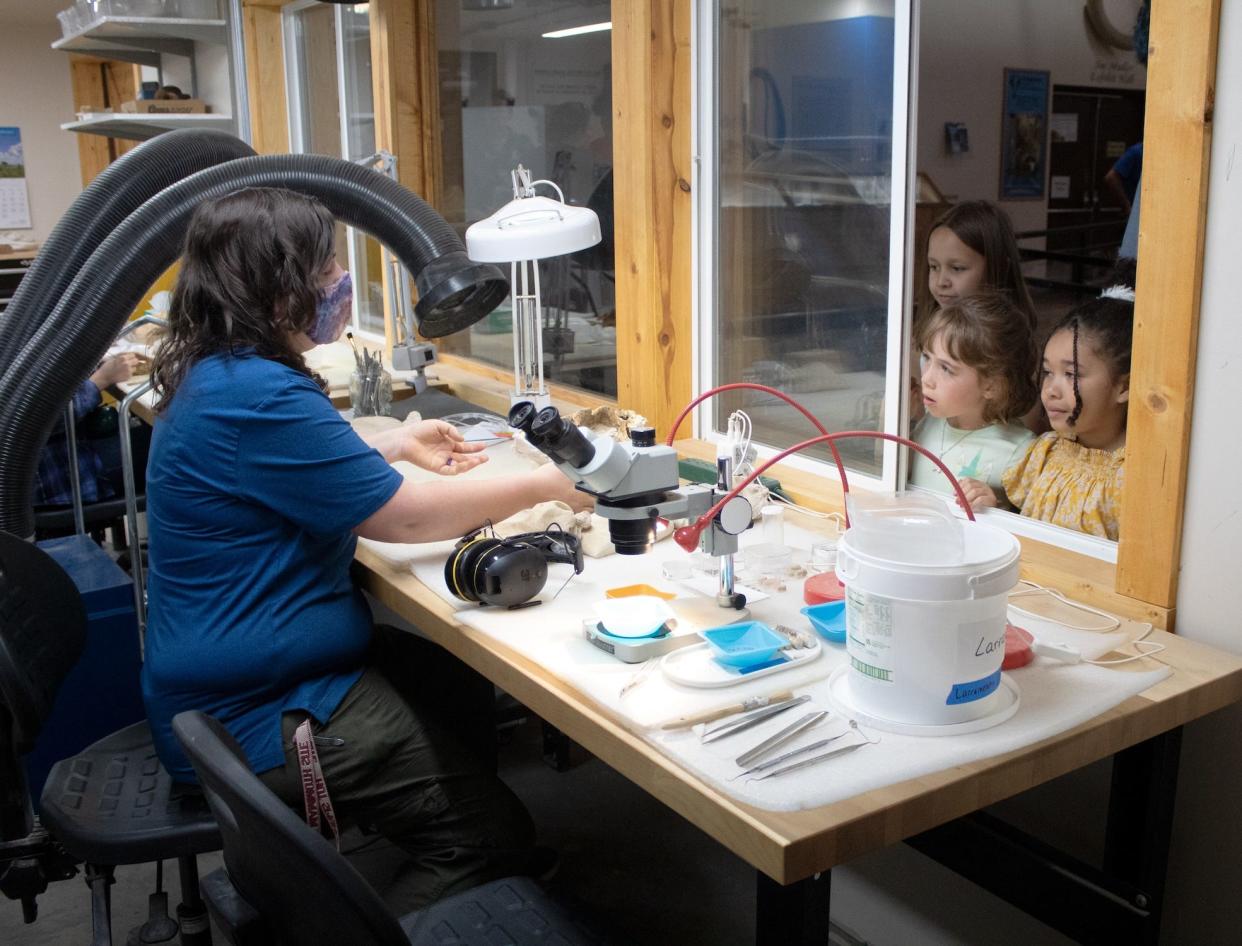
left=700, top=621, right=786, bottom=669
left=801, top=601, right=847, bottom=643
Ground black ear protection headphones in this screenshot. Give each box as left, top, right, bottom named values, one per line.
left=444, top=526, right=584, bottom=609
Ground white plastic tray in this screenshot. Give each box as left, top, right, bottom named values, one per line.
left=826, top=665, right=1021, bottom=736
left=661, top=638, right=822, bottom=688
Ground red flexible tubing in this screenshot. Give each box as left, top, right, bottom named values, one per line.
left=661, top=382, right=851, bottom=510
left=673, top=430, right=976, bottom=553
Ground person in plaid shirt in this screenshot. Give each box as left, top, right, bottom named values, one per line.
left=34, top=352, right=149, bottom=507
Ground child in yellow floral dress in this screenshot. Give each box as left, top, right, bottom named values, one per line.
left=1003, top=272, right=1134, bottom=540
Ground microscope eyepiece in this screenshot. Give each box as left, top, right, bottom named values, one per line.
left=508, top=401, right=539, bottom=435
left=530, top=406, right=564, bottom=440
left=509, top=403, right=597, bottom=470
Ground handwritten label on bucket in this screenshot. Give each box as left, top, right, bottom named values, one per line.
left=946, top=669, right=1002, bottom=705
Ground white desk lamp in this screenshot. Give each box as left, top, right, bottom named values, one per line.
left=465, top=165, right=601, bottom=409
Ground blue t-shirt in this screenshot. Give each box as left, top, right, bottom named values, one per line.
left=142, top=352, right=403, bottom=781
left=1111, top=142, right=1143, bottom=202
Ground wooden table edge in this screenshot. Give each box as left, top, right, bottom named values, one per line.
left=354, top=546, right=1242, bottom=884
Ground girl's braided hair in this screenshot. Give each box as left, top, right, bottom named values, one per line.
left=1051, top=258, right=1136, bottom=425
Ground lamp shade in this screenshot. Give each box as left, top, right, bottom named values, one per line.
left=465, top=195, right=601, bottom=262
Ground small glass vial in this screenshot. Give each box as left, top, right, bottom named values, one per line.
left=760, top=504, right=785, bottom=546
left=349, top=367, right=393, bottom=417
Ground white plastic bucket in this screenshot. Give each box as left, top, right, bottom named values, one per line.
left=835, top=519, right=1021, bottom=726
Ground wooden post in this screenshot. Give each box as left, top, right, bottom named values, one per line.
left=241, top=0, right=290, bottom=155
left=1116, top=0, right=1222, bottom=611
left=612, top=0, right=693, bottom=437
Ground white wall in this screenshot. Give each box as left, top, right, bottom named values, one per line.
left=917, top=0, right=1145, bottom=235
left=0, top=20, right=82, bottom=242
left=1161, top=0, right=1242, bottom=939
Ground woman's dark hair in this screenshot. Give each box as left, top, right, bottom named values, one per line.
left=919, top=200, right=1037, bottom=331
left=916, top=290, right=1039, bottom=423
left=1050, top=257, right=1137, bottom=425
left=152, top=187, right=336, bottom=407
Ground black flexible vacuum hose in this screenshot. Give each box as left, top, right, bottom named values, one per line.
left=0, top=130, right=257, bottom=375
left=0, top=149, right=508, bottom=538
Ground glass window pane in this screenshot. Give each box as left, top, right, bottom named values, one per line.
left=711, top=2, right=897, bottom=477
left=339, top=3, right=384, bottom=337
left=288, top=3, right=384, bottom=338
left=290, top=4, right=341, bottom=157
left=435, top=0, right=617, bottom=398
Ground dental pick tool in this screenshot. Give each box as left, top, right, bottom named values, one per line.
left=752, top=741, right=866, bottom=780
left=700, top=695, right=810, bottom=744
left=735, top=710, right=828, bottom=768
left=732, top=731, right=850, bottom=780
left=750, top=721, right=880, bottom=780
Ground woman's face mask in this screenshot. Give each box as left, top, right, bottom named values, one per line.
left=308, top=270, right=353, bottom=344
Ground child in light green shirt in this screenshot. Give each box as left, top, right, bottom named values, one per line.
left=911, top=291, right=1039, bottom=511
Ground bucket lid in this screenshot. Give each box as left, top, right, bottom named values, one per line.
left=836, top=520, right=1020, bottom=602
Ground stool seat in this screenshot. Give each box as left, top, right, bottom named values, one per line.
left=39, top=720, right=220, bottom=865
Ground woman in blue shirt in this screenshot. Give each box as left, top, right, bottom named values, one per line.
left=144, top=187, right=590, bottom=907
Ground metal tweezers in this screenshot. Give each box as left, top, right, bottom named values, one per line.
left=700, top=695, right=810, bottom=743
left=735, top=710, right=828, bottom=768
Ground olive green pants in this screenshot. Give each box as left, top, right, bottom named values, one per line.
left=257, top=626, right=537, bottom=908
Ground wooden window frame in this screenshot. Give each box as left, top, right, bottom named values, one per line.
left=331, top=0, right=1219, bottom=627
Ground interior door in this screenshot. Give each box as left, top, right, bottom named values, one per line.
left=1046, top=86, right=1144, bottom=261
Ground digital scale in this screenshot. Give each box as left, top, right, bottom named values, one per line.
left=584, top=597, right=751, bottom=664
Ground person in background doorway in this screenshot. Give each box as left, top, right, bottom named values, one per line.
left=1003, top=261, right=1136, bottom=540
left=1104, top=141, right=1143, bottom=215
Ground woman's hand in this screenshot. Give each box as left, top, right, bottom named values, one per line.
left=530, top=462, right=596, bottom=514
left=956, top=477, right=999, bottom=513
left=401, top=420, right=489, bottom=475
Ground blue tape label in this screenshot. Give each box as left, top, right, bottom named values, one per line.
left=946, top=669, right=1001, bottom=705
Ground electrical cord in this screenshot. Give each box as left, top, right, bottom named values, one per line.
left=662, top=382, right=851, bottom=525
left=1008, top=579, right=1164, bottom=666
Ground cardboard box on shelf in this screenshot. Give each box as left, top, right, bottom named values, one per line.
left=120, top=99, right=208, bottom=115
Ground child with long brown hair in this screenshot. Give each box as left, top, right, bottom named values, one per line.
left=919, top=199, right=1037, bottom=329
left=911, top=291, right=1039, bottom=512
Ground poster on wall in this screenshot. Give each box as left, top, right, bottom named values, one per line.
left=0, top=127, right=32, bottom=229
left=999, top=69, right=1050, bottom=200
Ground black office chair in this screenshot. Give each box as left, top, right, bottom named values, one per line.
left=173, top=710, right=609, bottom=946
left=0, top=530, right=220, bottom=945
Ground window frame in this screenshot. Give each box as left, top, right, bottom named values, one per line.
left=692, top=0, right=913, bottom=494
left=339, top=0, right=1220, bottom=626
left=281, top=0, right=385, bottom=342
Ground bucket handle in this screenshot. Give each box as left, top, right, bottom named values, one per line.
left=969, top=561, right=1018, bottom=600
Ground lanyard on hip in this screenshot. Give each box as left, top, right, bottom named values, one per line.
left=293, top=718, right=340, bottom=850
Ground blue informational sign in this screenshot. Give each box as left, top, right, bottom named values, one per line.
left=999, top=68, right=1050, bottom=200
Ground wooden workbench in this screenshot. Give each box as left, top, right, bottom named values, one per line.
left=354, top=539, right=1242, bottom=944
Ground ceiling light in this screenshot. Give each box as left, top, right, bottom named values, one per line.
left=542, top=21, right=612, bottom=39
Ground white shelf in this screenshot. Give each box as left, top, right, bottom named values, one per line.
left=53, top=15, right=227, bottom=51
left=61, top=112, right=235, bottom=142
